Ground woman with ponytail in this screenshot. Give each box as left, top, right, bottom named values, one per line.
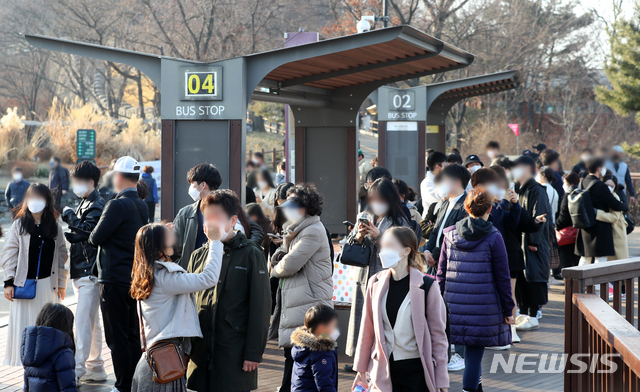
left=352, top=226, right=449, bottom=392
left=436, top=187, right=515, bottom=392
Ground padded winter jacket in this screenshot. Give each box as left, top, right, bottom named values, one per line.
left=21, top=326, right=76, bottom=392
left=291, top=327, right=338, bottom=392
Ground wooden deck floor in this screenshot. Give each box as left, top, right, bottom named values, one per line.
left=0, top=285, right=565, bottom=392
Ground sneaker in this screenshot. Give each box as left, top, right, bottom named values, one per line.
left=536, top=310, right=542, bottom=319
left=76, top=377, right=82, bottom=387
left=486, top=344, right=511, bottom=350
left=516, top=316, right=540, bottom=331
left=81, top=369, right=108, bottom=382
left=549, top=276, right=563, bottom=286
left=511, top=324, right=521, bottom=343
left=110, top=388, right=120, bottom=392
left=447, top=353, right=465, bottom=371
left=515, top=314, right=526, bottom=325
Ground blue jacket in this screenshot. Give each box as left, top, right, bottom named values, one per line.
left=5, top=179, right=30, bottom=209
left=141, top=172, right=158, bottom=203
left=21, top=326, right=77, bottom=392
left=291, top=327, right=338, bottom=392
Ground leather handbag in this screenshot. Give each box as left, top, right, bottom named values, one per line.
left=555, top=227, right=578, bottom=247
left=138, top=301, right=185, bottom=384
left=14, top=240, right=43, bottom=300
left=339, top=239, right=371, bottom=267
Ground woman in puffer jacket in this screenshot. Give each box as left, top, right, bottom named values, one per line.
left=437, top=187, right=515, bottom=392
left=270, top=184, right=333, bottom=392
left=22, top=303, right=77, bottom=392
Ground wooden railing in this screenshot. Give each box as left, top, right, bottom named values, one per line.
left=247, top=148, right=285, bottom=172
left=563, top=259, right=640, bottom=391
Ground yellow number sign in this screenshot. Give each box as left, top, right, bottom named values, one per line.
left=182, top=67, right=222, bottom=100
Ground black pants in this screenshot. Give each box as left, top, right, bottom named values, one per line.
left=390, top=356, right=429, bottom=392
left=100, top=283, right=142, bottom=392
left=146, top=201, right=156, bottom=223
left=516, top=271, right=548, bottom=317
left=280, top=347, right=294, bottom=392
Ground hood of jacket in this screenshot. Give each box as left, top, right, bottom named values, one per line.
left=21, top=326, right=73, bottom=367
left=291, top=327, right=336, bottom=361
left=450, top=216, right=494, bottom=250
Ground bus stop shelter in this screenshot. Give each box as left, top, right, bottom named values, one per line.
left=26, top=26, right=474, bottom=231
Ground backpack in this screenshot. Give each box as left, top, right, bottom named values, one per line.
left=568, top=180, right=597, bottom=229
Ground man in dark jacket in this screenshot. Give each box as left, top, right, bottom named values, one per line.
left=173, top=163, right=263, bottom=268
left=538, top=149, right=564, bottom=208
left=576, top=157, right=627, bottom=265
left=5, top=167, right=30, bottom=216
left=187, top=190, right=270, bottom=392
left=511, top=156, right=550, bottom=332
left=89, top=156, right=148, bottom=392
left=48, top=157, right=69, bottom=212
left=61, top=161, right=107, bottom=383
left=571, top=148, right=592, bottom=175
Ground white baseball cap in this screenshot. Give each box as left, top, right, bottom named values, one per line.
left=113, top=156, right=141, bottom=174
left=612, top=145, right=624, bottom=153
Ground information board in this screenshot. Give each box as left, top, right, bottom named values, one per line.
left=76, top=129, right=96, bottom=161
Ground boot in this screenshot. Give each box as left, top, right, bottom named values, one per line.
left=477, top=383, right=483, bottom=392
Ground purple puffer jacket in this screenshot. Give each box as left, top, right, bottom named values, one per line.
left=436, top=217, right=515, bottom=347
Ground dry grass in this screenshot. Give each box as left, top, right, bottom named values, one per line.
left=0, top=108, right=33, bottom=167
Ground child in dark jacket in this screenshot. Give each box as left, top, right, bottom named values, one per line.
left=291, top=305, right=339, bottom=392
left=21, top=303, right=77, bottom=392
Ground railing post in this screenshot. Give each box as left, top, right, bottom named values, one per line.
left=272, top=147, right=277, bottom=171
left=565, top=278, right=574, bottom=392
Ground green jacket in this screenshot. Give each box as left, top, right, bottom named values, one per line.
left=186, top=232, right=271, bottom=392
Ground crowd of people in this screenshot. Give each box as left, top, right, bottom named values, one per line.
left=0, top=140, right=635, bottom=392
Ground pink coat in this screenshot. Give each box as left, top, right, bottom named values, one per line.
left=353, top=267, right=450, bottom=391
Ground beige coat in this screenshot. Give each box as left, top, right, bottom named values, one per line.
left=596, top=193, right=629, bottom=260
left=255, top=187, right=277, bottom=219
left=271, top=215, right=333, bottom=347
left=1, top=220, right=68, bottom=291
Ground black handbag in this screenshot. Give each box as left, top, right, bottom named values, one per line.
left=339, top=239, right=371, bottom=267
left=625, top=213, right=635, bottom=235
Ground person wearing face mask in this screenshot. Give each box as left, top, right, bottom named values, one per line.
left=555, top=172, right=581, bottom=270
left=575, top=157, right=627, bottom=266
left=254, top=168, right=277, bottom=219
left=594, top=174, right=629, bottom=262
left=420, top=151, right=448, bottom=215
left=485, top=141, right=501, bottom=163
left=353, top=226, right=449, bottom=392
left=290, top=305, right=340, bottom=392
left=437, top=188, right=515, bottom=392
left=186, top=190, right=271, bottom=392
left=571, top=148, right=593, bottom=175
left=2, top=184, right=69, bottom=366
left=5, top=167, right=30, bottom=218
left=344, top=178, right=411, bottom=364
left=510, top=156, right=550, bottom=331
left=140, top=166, right=159, bottom=223
left=269, top=184, right=332, bottom=392
left=130, top=223, right=224, bottom=392
left=463, top=155, right=483, bottom=192
left=60, top=161, right=107, bottom=384
left=606, top=145, right=636, bottom=205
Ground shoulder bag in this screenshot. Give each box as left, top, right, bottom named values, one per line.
left=14, top=240, right=43, bottom=300
left=138, top=301, right=186, bottom=384
left=339, top=237, right=371, bottom=267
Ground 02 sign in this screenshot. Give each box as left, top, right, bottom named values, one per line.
left=180, top=66, right=223, bottom=101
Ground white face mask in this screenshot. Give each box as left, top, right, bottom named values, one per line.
left=608, top=186, right=615, bottom=193
left=252, top=158, right=260, bottom=165
left=487, top=150, right=496, bottom=159
left=369, top=201, right=389, bottom=216
left=257, top=180, right=269, bottom=190
left=601, top=167, right=607, bottom=177
left=486, top=183, right=500, bottom=197
left=72, top=183, right=89, bottom=198
left=535, top=174, right=542, bottom=183
left=511, top=167, right=524, bottom=182
left=469, top=165, right=480, bottom=174
left=12, top=173, right=22, bottom=181
left=436, top=182, right=451, bottom=198
left=329, top=329, right=340, bottom=341
left=283, top=208, right=303, bottom=223
left=495, top=188, right=506, bottom=200
left=563, top=184, right=572, bottom=193
left=188, top=183, right=202, bottom=201
left=27, top=198, right=46, bottom=214
left=581, top=155, right=591, bottom=162
left=233, top=220, right=244, bottom=234
left=379, top=247, right=404, bottom=269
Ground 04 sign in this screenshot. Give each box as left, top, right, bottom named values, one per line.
left=180, top=66, right=222, bottom=101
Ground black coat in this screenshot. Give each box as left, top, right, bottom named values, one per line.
left=89, top=188, right=149, bottom=286
left=426, top=193, right=468, bottom=259
left=62, top=190, right=105, bottom=279
left=575, top=175, right=626, bottom=257
left=518, top=179, right=550, bottom=283
left=571, top=161, right=587, bottom=175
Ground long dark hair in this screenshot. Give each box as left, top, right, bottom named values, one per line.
left=16, top=183, right=58, bottom=239
left=35, top=303, right=75, bottom=353
left=369, top=178, right=406, bottom=225
left=273, top=182, right=294, bottom=232
left=131, top=224, right=171, bottom=300
left=236, top=200, right=253, bottom=239
left=257, top=168, right=276, bottom=190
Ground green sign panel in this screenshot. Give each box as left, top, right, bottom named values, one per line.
left=76, top=129, right=96, bottom=161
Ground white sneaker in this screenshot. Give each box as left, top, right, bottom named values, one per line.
left=549, top=276, right=563, bottom=286
left=81, top=369, right=108, bottom=382
left=515, top=314, right=526, bottom=325
left=76, top=377, right=82, bottom=387
left=486, top=344, right=511, bottom=350
left=536, top=310, right=542, bottom=319
left=447, top=353, right=465, bottom=371
left=516, top=316, right=540, bottom=331
left=110, top=388, right=120, bottom=392
left=511, top=324, right=521, bottom=343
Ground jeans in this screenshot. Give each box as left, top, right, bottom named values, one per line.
left=100, top=283, right=142, bottom=392
left=463, top=346, right=485, bottom=391
left=73, top=276, right=104, bottom=379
